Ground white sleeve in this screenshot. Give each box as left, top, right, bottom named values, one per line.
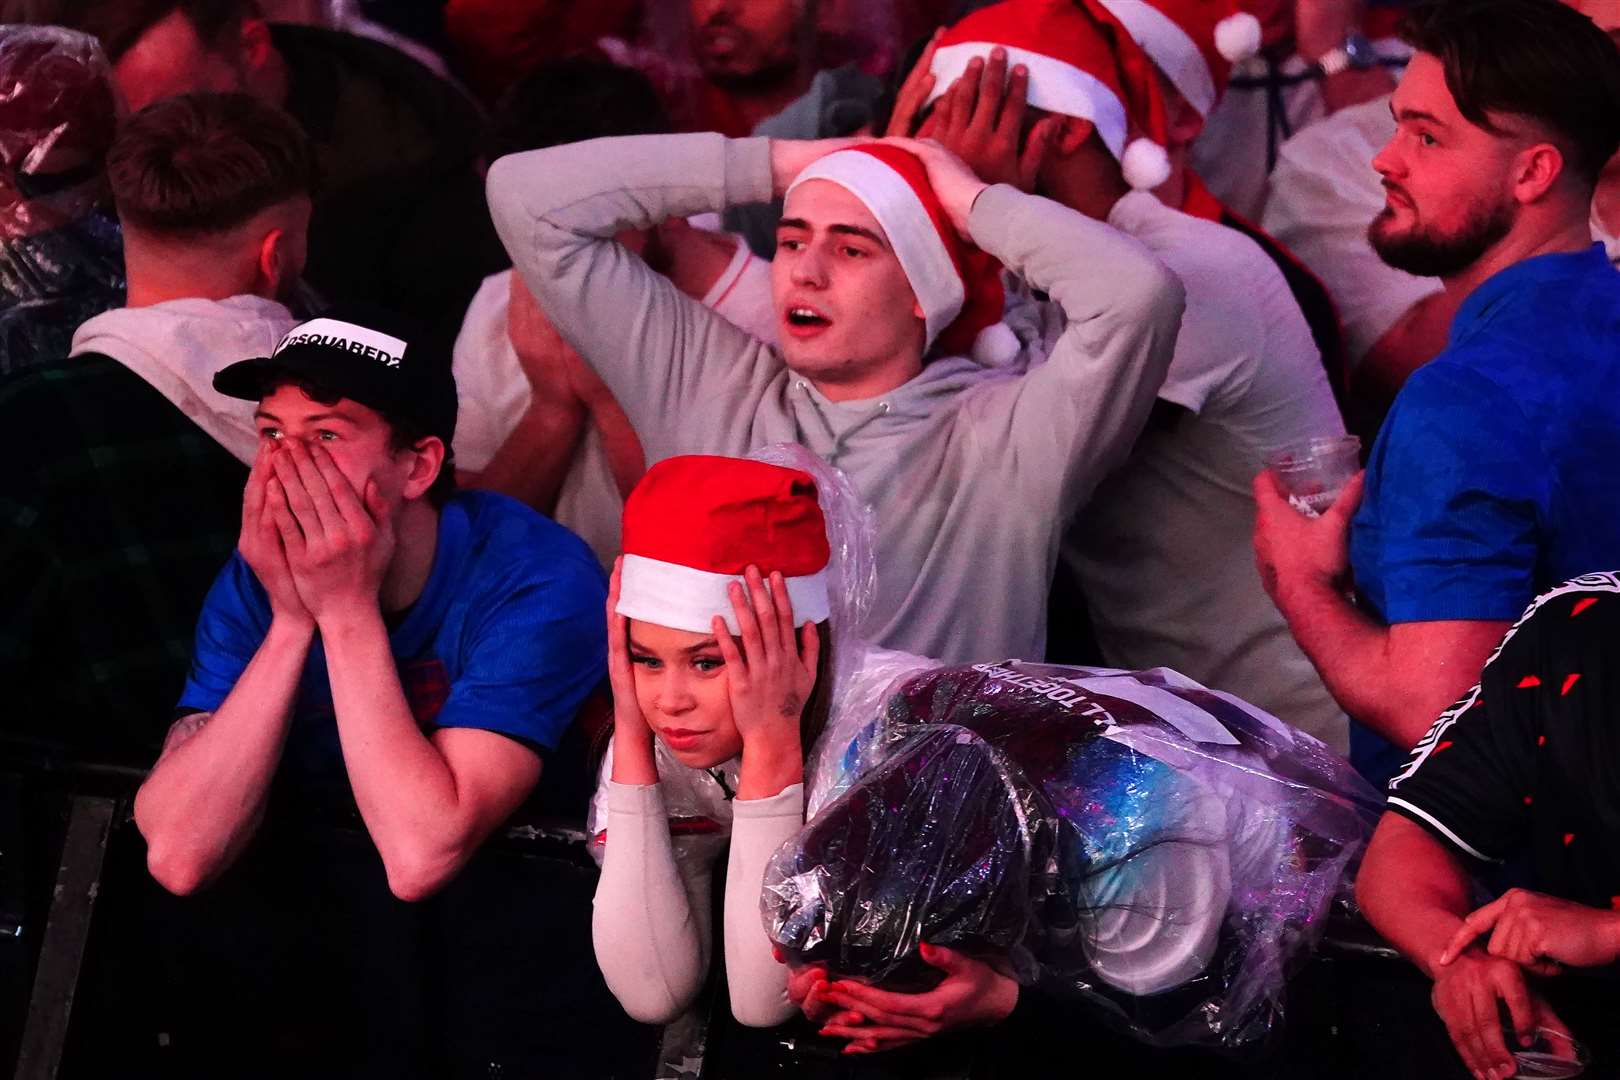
left=722, top=783, right=804, bottom=1028
left=591, top=780, right=714, bottom=1025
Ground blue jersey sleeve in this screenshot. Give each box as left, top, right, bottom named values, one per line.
left=1355, top=360, right=1545, bottom=624
left=432, top=556, right=608, bottom=752
left=176, top=554, right=274, bottom=716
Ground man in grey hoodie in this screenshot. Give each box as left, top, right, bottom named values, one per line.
left=487, top=133, right=1184, bottom=663
left=0, top=90, right=309, bottom=757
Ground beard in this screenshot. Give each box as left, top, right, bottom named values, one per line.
left=1368, top=188, right=1515, bottom=278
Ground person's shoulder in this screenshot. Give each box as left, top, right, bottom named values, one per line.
left=0, top=353, right=153, bottom=447
left=454, top=490, right=606, bottom=586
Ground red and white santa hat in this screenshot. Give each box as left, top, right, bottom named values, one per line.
left=785, top=144, right=1019, bottom=366
left=926, top=0, right=1175, bottom=191
left=616, top=455, right=832, bottom=636
left=1097, top=0, right=1262, bottom=117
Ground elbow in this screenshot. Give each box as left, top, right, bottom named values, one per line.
left=144, top=842, right=213, bottom=897
left=382, top=850, right=461, bottom=903
left=1139, top=262, right=1187, bottom=332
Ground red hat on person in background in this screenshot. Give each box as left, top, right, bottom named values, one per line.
left=617, top=455, right=832, bottom=636
left=925, top=0, right=1175, bottom=191
left=786, top=143, right=1019, bottom=366
left=1098, top=0, right=1262, bottom=117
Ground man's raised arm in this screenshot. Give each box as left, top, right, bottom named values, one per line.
left=968, top=184, right=1184, bottom=510
left=484, top=134, right=780, bottom=452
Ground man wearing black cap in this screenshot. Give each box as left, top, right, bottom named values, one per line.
left=132, top=307, right=608, bottom=902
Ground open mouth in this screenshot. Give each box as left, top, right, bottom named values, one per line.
left=783, top=305, right=832, bottom=335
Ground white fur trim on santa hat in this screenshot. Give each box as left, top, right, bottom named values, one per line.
left=616, top=554, right=832, bottom=637
left=1121, top=138, right=1172, bottom=190
left=927, top=42, right=1127, bottom=159
left=1215, top=12, right=1262, bottom=63
left=971, top=321, right=1021, bottom=367
left=788, top=150, right=965, bottom=349
left=1097, top=0, right=1217, bottom=117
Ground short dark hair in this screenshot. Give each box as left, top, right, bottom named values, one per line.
left=487, top=56, right=670, bottom=161
left=107, top=91, right=314, bottom=236
left=4, top=0, right=260, bottom=62
left=265, top=375, right=457, bottom=509
left=1402, top=0, right=1620, bottom=188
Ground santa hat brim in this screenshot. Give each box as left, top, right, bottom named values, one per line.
left=616, top=553, right=832, bottom=636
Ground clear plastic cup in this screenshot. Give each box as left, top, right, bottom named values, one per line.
left=1267, top=435, right=1362, bottom=517
left=1511, top=1027, right=1589, bottom=1079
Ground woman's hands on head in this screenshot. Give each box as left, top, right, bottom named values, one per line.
left=716, top=566, right=819, bottom=800
left=606, top=557, right=659, bottom=785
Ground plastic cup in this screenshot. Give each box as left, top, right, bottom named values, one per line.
left=1510, top=1027, right=1589, bottom=1079
left=1267, top=435, right=1362, bottom=518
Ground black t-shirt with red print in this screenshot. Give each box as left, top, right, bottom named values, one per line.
left=1387, top=573, right=1620, bottom=912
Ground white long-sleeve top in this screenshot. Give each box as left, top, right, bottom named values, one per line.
left=589, top=742, right=804, bottom=1028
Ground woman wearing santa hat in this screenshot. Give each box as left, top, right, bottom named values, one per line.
left=587, top=452, right=841, bottom=1030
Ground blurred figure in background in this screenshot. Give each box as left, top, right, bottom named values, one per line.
left=0, top=26, right=123, bottom=374
left=11, top=0, right=506, bottom=351
left=1192, top=0, right=1409, bottom=220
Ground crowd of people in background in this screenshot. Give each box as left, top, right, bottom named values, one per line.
left=2, top=0, right=1619, bottom=1078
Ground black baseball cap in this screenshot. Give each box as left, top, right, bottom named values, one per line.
left=213, top=305, right=457, bottom=444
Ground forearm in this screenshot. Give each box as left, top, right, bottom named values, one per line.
left=1273, top=576, right=1399, bottom=729
left=592, top=780, right=710, bottom=1024
left=463, top=394, right=588, bottom=512
left=133, top=618, right=311, bottom=893
left=1357, top=816, right=1476, bottom=978
left=1318, top=66, right=1396, bottom=114
left=968, top=186, right=1183, bottom=502
left=724, top=783, right=804, bottom=1027
left=319, top=609, right=476, bottom=897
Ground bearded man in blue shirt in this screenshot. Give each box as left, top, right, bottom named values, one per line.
left=1254, top=0, right=1620, bottom=786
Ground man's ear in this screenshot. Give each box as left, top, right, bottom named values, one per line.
left=237, top=17, right=276, bottom=74
left=401, top=436, right=446, bottom=502
left=257, top=226, right=287, bottom=297
left=1050, top=115, right=1095, bottom=158
left=1510, top=141, right=1568, bottom=205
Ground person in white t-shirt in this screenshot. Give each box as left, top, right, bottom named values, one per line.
left=454, top=219, right=777, bottom=566
left=452, top=58, right=779, bottom=566
left=896, top=0, right=1349, bottom=749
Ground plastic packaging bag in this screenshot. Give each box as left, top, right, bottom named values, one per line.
left=765, top=659, right=1381, bottom=1050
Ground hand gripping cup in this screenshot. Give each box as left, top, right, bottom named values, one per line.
left=1267, top=435, right=1362, bottom=517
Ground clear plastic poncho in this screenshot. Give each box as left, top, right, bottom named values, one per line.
left=766, top=658, right=1382, bottom=1051
left=0, top=25, right=123, bottom=375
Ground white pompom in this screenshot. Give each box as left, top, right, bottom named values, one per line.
left=971, top=321, right=1021, bottom=367
left=1214, top=12, right=1263, bottom=62
left=1121, top=138, right=1172, bottom=191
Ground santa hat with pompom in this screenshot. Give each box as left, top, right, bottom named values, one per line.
left=787, top=144, right=1020, bottom=367
left=1097, top=0, right=1261, bottom=117
left=926, top=0, right=1174, bottom=192
left=616, top=455, right=833, bottom=636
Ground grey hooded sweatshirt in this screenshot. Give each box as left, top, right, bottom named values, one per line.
left=486, top=134, right=1184, bottom=663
